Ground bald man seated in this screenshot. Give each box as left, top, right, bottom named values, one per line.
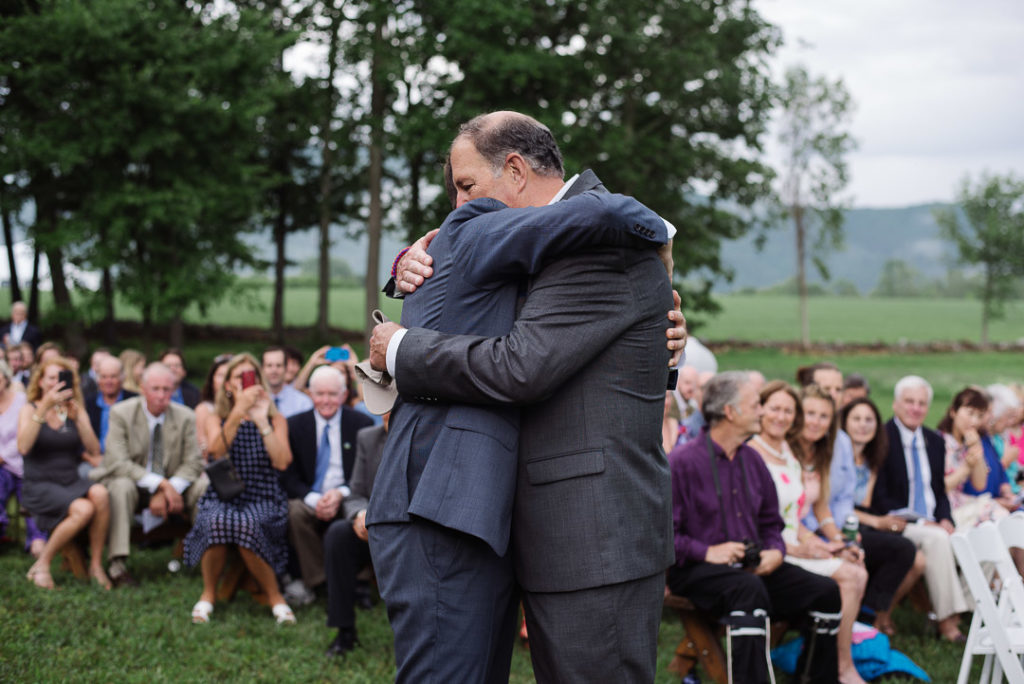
left=90, top=363, right=207, bottom=587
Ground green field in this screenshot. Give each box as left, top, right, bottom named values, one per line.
left=699, top=294, right=1024, bottom=345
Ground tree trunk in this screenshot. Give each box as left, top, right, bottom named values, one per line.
left=981, top=265, right=992, bottom=347
left=45, top=245, right=85, bottom=357
left=169, top=313, right=184, bottom=349
left=101, top=266, right=115, bottom=344
left=272, top=206, right=286, bottom=343
left=364, top=19, right=385, bottom=349
left=316, top=5, right=342, bottom=339
left=27, top=243, right=40, bottom=323
left=0, top=187, right=23, bottom=304
left=793, top=204, right=809, bottom=349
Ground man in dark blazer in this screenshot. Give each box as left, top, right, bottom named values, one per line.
left=281, top=366, right=373, bottom=603
left=159, top=348, right=200, bottom=409
left=871, top=374, right=969, bottom=641
left=370, top=111, right=679, bottom=682
left=0, top=301, right=41, bottom=350
left=365, top=112, right=671, bottom=684
left=323, top=413, right=389, bottom=657
left=84, top=355, right=137, bottom=453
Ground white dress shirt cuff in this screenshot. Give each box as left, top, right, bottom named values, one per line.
left=169, top=476, right=191, bottom=494
left=338, top=485, right=351, bottom=498
left=663, top=218, right=676, bottom=239
left=304, top=491, right=322, bottom=509
left=386, top=327, right=409, bottom=380
left=138, top=473, right=164, bottom=494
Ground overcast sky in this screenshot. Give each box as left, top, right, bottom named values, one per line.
left=756, top=0, right=1024, bottom=207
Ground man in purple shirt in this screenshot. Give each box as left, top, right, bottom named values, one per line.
left=668, top=371, right=841, bottom=684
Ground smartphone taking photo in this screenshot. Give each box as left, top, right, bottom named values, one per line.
left=325, top=347, right=350, bottom=362
left=57, top=369, right=74, bottom=392
left=241, top=369, right=257, bottom=389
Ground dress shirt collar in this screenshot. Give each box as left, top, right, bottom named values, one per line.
left=893, top=416, right=923, bottom=451
left=313, top=408, right=341, bottom=435
left=142, top=402, right=166, bottom=431
left=547, top=173, right=580, bottom=205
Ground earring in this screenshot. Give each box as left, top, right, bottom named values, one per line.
left=225, top=389, right=232, bottom=398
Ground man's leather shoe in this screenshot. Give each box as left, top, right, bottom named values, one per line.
left=326, top=628, right=358, bottom=658
left=110, top=570, right=140, bottom=588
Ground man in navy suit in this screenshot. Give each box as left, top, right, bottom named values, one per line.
left=365, top=113, right=670, bottom=684
left=281, top=365, right=373, bottom=605
left=1, top=301, right=41, bottom=350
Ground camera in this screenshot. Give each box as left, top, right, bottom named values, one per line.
left=325, top=347, right=350, bottom=362
left=739, top=539, right=762, bottom=569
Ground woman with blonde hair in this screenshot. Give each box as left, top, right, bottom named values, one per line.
left=183, top=353, right=294, bottom=624
left=18, top=357, right=109, bottom=589
left=118, top=349, right=146, bottom=393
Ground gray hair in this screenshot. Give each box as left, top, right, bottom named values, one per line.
left=141, top=362, right=176, bottom=386
left=456, top=112, right=564, bottom=179
left=987, top=383, right=1021, bottom=419
left=702, top=371, right=753, bottom=426
left=894, top=375, right=933, bottom=404
left=309, top=365, right=346, bottom=391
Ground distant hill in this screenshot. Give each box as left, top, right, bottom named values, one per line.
left=245, top=226, right=409, bottom=282
left=716, top=203, right=956, bottom=294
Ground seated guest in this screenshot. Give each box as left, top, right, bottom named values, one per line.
left=668, top=371, right=841, bottom=684
left=750, top=381, right=868, bottom=684
left=841, top=397, right=925, bottom=636
left=0, top=359, right=46, bottom=556
left=673, top=365, right=704, bottom=445
left=937, top=387, right=1009, bottom=526
left=872, top=375, right=969, bottom=642
left=323, top=411, right=389, bottom=657
left=262, top=346, right=313, bottom=418
left=159, top=348, right=200, bottom=408
left=119, top=349, right=146, bottom=394
left=280, top=366, right=373, bottom=605
left=987, top=383, right=1023, bottom=488
left=18, top=358, right=110, bottom=589
left=80, top=348, right=112, bottom=398
left=283, top=345, right=304, bottom=386
left=195, top=354, right=233, bottom=459
left=184, top=353, right=294, bottom=624
left=1, top=300, right=41, bottom=350
left=90, top=363, right=207, bottom=587
left=8, top=344, right=28, bottom=387
left=85, top=355, right=137, bottom=454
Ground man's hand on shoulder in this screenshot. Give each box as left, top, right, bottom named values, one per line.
left=666, top=290, right=687, bottom=366
left=395, top=229, right=438, bottom=294
left=370, top=322, right=405, bottom=371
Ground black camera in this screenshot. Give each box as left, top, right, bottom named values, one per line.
left=740, top=539, right=762, bottom=569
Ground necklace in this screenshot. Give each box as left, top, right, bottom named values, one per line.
left=753, top=435, right=786, bottom=460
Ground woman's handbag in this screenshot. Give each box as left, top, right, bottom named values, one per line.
left=205, top=457, right=245, bottom=501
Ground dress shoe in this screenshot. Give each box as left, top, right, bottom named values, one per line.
left=326, top=628, right=359, bottom=658
left=354, top=584, right=375, bottom=610
left=110, top=569, right=140, bottom=588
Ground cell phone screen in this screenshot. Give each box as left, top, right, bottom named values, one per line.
left=325, top=347, right=350, bottom=362
left=57, top=369, right=74, bottom=390
left=241, top=370, right=257, bottom=389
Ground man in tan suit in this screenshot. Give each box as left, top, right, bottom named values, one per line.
left=91, top=362, right=207, bottom=586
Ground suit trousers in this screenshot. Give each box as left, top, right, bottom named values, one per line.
left=668, top=561, right=841, bottom=684
left=323, top=518, right=371, bottom=630
left=860, top=526, right=916, bottom=612
left=368, top=518, right=518, bottom=684
left=105, top=475, right=206, bottom=559
left=523, top=571, right=664, bottom=684
left=902, top=522, right=969, bottom=619
left=287, top=499, right=336, bottom=588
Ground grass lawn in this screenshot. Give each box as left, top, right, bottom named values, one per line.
left=0, top=540, right=972, bottom=683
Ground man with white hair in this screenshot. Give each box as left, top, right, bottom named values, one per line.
left=91, top=362, right=207, bottom=587
left=280, top=365, right=373, bottom=609
left=1, top=300, right=41, bottom=350
left=872, top=374, right=969, bottom=642
left=85, top=355, right=136, bottom=453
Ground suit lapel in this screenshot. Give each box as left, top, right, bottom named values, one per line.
left=302, top=411, right=318, bottom=483
left=340, top=409, right=356, bottom=482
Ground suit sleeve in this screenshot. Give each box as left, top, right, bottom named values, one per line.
left=395, top=250, right=665, bottom=405
left=101, top=407, right=147, bottom=482
left=169, top=412, right=204, bottom=483
left=929, top=432, right=953, bottom=523
left=342, top=428, right=374, bottom=521
left=455, top=193, right=667, bottom=288
left=280, top=420, right=311, bottom=500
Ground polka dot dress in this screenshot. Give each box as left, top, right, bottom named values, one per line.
left=184, top=421, right=288, bottom=574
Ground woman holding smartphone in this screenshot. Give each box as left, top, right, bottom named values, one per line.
left=19, top=357, right=108, bottom=589
left=184, top=353, right=294, bottom=624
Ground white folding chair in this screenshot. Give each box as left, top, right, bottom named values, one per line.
left=996, top=514, right=1024, bottom=618
left=952, top=522, right=1024, bottom=684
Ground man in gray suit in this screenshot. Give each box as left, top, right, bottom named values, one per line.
left=91, top=362, right=207, bottom=586
left=372, top=111, right=681, bottom=682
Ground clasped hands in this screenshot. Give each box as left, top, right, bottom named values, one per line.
left=315, top=489, right=343, bottom=521
left=705, top=541, right=783, bottom=576
left=149, top=480, right=184, bottom=518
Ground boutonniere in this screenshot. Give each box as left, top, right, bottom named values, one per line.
left=343, top=442, right=352, bottom=450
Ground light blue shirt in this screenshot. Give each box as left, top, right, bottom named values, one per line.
left=802, top=429, right=856, bottom=534
left=271, top=384, right=313, bottom=419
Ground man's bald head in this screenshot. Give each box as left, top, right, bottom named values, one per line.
left=455, top=111, right=564, bottom=179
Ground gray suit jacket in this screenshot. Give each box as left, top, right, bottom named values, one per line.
left=91, top=397, right=204, bottom=485
left=342, top=423, right=387, bottom=521
left=367, top=189, right=668, bottom=556
left=394, top=171, right=675, bottom=592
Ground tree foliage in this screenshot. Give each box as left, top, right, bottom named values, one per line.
left=934, top=172, right=1024, bottom=345
left=776, top=64, right=856, bottom=347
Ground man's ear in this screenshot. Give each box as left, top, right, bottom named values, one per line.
left=504, top=153, right=530, bottom=192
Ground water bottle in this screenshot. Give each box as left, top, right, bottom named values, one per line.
left=842, top=514, right=859, bottom=544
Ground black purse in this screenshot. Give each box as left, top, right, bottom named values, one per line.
left=205, top=457, right=245, bottom=501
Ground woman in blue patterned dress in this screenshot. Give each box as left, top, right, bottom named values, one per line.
left=184, top=353, right=294, bottom=624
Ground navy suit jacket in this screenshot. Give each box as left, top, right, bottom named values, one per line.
left=872, top=418, right=952, bottom=523
left=281, top=407, right=374, bottom=499
left=0, top=322, right=41, bottom=350
left=367, top=190, right=667, bottom=555
left=85, top=389, right=138, bottom=443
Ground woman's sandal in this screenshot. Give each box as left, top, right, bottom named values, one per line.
left=271, top=603, right=296, bottom=625
left=191, top=600, right=214, bottom=624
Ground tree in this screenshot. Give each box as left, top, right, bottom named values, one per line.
left=934, top=172, right=1024, bottom=345
left=873, top=259, right=924, bottom=298
left=777, top=65, right=856, bottom=348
